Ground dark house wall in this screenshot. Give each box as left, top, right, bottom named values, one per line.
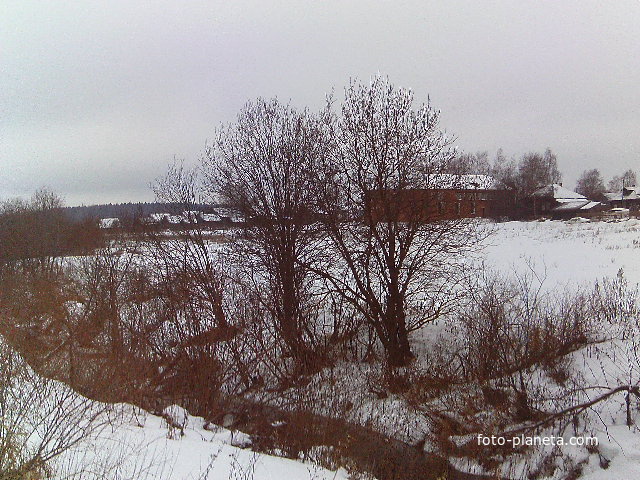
left=608, top=198, right=640, bottom=212
left=367, top=188, right=515, bottom=223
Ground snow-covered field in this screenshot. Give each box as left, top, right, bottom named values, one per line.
left=483, top=218, right=640, bottom=288
left=15, top=218, right=640, bottom=479
left=472, top=218, right=640, bottom=480
left=2, top=340, right=348, bottom=480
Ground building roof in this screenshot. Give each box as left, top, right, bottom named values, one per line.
left=604, top=192, right=621, bottom=202
left=426, top=174, right=504, bottom=190
left=580, top=201, right=601, bottom=210
left=148, top=213, right=183, bottom=224
left=530, top=184, right=586, bottom=201
left=201, top=213, right=223, bottom=222
left=99, top=217, right=120, bottom=229
left=604, top=186, right=639, bottom=202
left=552, top=200, right=601, bottom=213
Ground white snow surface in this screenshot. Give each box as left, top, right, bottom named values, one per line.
left=56, top=400, right=348, bottom=480
left=466, top=218, right=640, bottom=479
left=482, top=218, right=640, bottom=288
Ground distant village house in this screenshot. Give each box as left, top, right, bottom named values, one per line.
left=603, top=186, right=640, bottom=212
left=526, top=184, right=602, bottom=219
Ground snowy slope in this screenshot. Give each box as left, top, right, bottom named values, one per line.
left=56, top=402, right=349, bottom=480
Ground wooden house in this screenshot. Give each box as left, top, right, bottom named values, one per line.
left=603, top=186, right=640, bottom=212
left=526, top=184, right=602, bottom=219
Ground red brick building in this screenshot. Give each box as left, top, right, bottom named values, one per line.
left=367, top=175, right=515, bottom=223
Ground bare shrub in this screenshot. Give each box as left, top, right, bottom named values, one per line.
left=590, top=267, right=639, bottom=328
left=0, top=189, right=102, bottom=278
left=458, top=270, right=593, bottom=387
left=0, top=341, right=107, bottom=479
left=405, top=267, right=636, bottom=476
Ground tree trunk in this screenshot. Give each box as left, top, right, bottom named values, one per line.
left=277, top=246, right=305, bottom=364
left=386, top=325, right=413, bottom=367
left=385, top=264, right=413, bottom=367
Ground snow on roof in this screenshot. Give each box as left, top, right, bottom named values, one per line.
left=215, top=208, right=245, bottom=223
left=552, top=200, right=600, bottom=212
left=148, top=213, right=183, bottom=224
left=199, top=210, right=245, bottom=223
left=426, top=174, right=504, bottom=190
left=531, top=184, right=586, bottom=201
left=604, top=192, right=623, bottom=202
left=580, top=201, right=601, bottom=210
left=604, top=186, right=639, bottom=202
left=201, top=213, right=223, bottom=222
left=99, top=217, right=120, bottom=228
left=144, top=209, right=245, bottom=225
left=181, top=210, right=202, bottom=221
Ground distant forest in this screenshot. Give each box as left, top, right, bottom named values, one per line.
left=62, top=202, right=217, bottom=222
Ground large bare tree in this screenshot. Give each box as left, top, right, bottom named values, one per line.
left=608, top=168, right=638, bottom=191
left=312, top=77, right=485, bottom=367
left=202, top=99, right=328, bottom=370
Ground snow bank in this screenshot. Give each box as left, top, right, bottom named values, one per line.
left=56, top=401, right=350, bottom=480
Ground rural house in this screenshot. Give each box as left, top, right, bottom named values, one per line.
left=526, top=184, right=601, bottom=219
left=603, top=186, right=640, bottom=212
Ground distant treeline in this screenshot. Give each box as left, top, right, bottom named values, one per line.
left=0, top=190, right=104, bottom=268
left=62, top=202, right=217, bottom=222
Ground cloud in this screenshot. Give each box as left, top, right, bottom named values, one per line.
left=2, top=0, right=640, bottom=204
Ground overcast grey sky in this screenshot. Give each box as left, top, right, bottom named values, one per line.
left=2, top=1, right=639, bottom=206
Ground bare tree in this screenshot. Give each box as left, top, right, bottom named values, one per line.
left=446, top=151, right=491, bottom=175
left=622, top=169, right=637, bottom=188
left=575, top=168, right=606, bottom=200
left=0, top=189, right=101, bottom=277
left=608, top=169, right=638, bottom=191
left=202, top=99, right=329, bottom=370
left=150, top=163, right=264, bottom=403
left=153, top=163, right=230, bottom=334
left=312, top=76, right=485, bottom=367
left=516, top=148, right=562, bottom=197
left=490, top=148, right=518, bottom=190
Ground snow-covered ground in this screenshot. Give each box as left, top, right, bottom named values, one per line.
left=96, top=219, right=640, bottom=480
left=55, top=402, right=349, bottom=480
left=483, top=218, right=640, bottom=288
left=470, top=218, right=640, bottom=479
left=1, top=340, right=348, bottom=480
left=17, top=218, right=640, bottom=479
left=54, top=382, right=434, bottom=480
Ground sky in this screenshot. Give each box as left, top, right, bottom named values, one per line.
left=2, top=1, right=640, bottom=206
